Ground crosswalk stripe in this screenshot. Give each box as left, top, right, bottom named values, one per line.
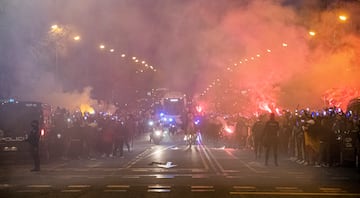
left=67, top=185, right=90, bottom=188
left=26, top=185, right=52, bottom=188
left=104, top=189, right=127, bottom=192
left=148, top=189, right=171, bottom=192
left=148, top=185, right=171, bottom=189
left=16, top=190, right=41, bottom=193
left=61, top=189, right=82, bottom=193
left=0, top=184, right=11, bottom=188
left=106, top=185, right=130, bottom=188
left=233, top=186, right=256, bottom=190
left=320, top=187, right=343, bottom=192
left=191, top=185, right=214, bottom=189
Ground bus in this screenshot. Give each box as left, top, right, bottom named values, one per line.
left=0, top=100, right=52, bottom=162
left=161, top=91, right=187, bottom=124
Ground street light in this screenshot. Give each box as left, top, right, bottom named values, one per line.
left=309, top=31, right=316, bottom=37
left=51, top=24, right=59, bottom=30
left=73, top=35, right=81, bottom=41
left=338, top=15, right=348, bottom=22
left=99, top=44, right=105, bottom=49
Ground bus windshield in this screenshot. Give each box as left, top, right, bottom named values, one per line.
left=163, top=98, right=185, bottom=116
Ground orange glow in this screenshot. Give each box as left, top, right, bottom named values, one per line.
left=80, top=104, right=95, bottom=115
left=196, top=105, right=203, bottom=113
left=225, top=126, right=233, bottom=134
left=309, top=31, right=316, bottom=36
left=339, top=15, right=347, bottom=21
left=73, top=35, right=81, bottom=41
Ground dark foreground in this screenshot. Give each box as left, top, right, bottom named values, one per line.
left=1, top=133, right=359, bottom=198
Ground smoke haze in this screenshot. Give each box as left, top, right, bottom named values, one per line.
left=0, top=0, right=359, bottom=113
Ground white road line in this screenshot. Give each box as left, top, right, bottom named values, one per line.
left=320, top=187, right=344, bottom=192
left=26, top=185, right=52, bottom=188
left=226, top=175, right=245, bottom=178
left=148, top=189, right=171, bottom=192
left=122, top=175, right=140, bottom=179
left=198, top=145, right=210, bottom=171
left=191, top=189, right=215, bottom=192
left=16, top=190, right=41, bottom=193
left=204, top=146, right=226, bottom=174
left=148, top=185, right=171, bottom=189
left=191, top=185, right=214, bottom=189
left=156, top=175, right=174, bottom=179
left=276, top=187, right=299, bottom=190
left=192, top=175, right=209, bottom=178
left=200, top=145, right=221, bottom=174
left=0, top=184, right=11, bottom=188
left=148, top=185, right=171, bottom=193
left=104, top=189, right=127, bottom=192
left=67, top=185, right=91, bottom=188
left=106, top=185, right=130, bottom=188
left=224, top=149, right=238, bottom=160
left=61, top=189, right=82, bottom=193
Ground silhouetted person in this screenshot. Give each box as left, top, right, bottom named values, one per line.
left=27, top=120, right=40, bottom=171
left=263, top=113, right=280, bottom=166
left=115, top=119, right=130, bottom=157
left=252, top=118, right=264, bottom=159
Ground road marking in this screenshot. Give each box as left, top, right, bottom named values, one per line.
left=104, top=189, right=127, bottom=192
left=239, top=160, right=268, bottom=174
left=26, top=185, right=52, bottom=188
left=204, top=146, right=226, bottom=174
left=200, top=145, right=221, bottom=175
left=126, top=145, right=176, bottom=169
left=148, top=185, right=171, bottom=193
left=106, top=185, right=130, bottom=188
left=61, top=189, right=82, bottom=193
left=86, top=176, right=105, bottom=179
left=192, top=189, right=215, bottom=192
left=0, top=184, right=11, bottom=188
left=122, top=175, right=140, bottom=179
left=198, top=145, right=210, bottom=171
left=320, top=187, right=344, bottom=192
left=192, top=175, right=209, bottom=178
left=156, top=175, right=174, bottom=179
left=16, top=190, right=41, bottom=193
left=233, top=186, right=256, bottom=191
left=191, top=185, right=215, bottom=192
left=224, top=149, right=238, bottom=160
left=229, top=192, right=360, bottom=196
left=226, top=175, right=245, bottom=179
left=125, top=148, right=152, bottom=168
left=148, top=185, right=171, bottom=189
left=191, top=185, right=214, bottom=189
left=148, top=189, right=171, bottom=192
left=67, top=185, right=91, bottom=188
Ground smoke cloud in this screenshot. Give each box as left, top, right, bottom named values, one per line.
left=0, top=0, right=359, bottom=113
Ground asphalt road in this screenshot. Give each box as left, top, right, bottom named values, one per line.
left=1, top=133, right=359, bottom=198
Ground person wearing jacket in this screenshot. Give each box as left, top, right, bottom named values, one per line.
left=263, top=113, right=280, bottom=166
left=27, top=120, right=40, bottom=171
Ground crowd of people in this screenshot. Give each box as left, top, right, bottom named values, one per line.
left=49, top=107, right=150, bottom=160
left=193, top=107, right=359, bottom=168
left=41, top=105, right=360, bottom=170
